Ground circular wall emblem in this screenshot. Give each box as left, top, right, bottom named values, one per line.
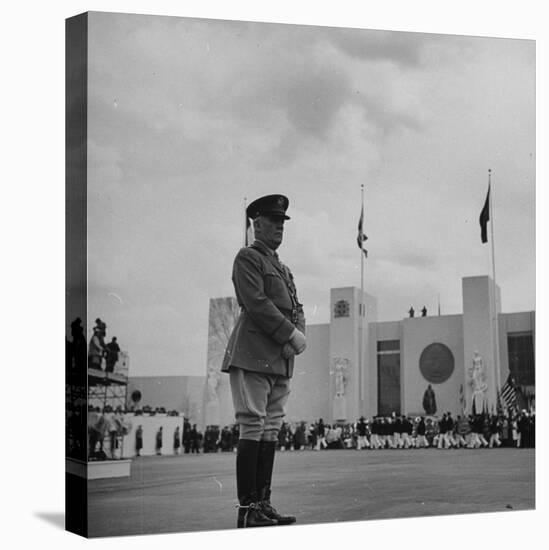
left=333, top=299, right=350, bottom=318
left=419, top=343, right=454, bottom=384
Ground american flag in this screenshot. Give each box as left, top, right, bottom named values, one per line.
left=499, top=374, right=518, bottom=409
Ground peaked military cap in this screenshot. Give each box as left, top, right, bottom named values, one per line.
left=246, top=194, right=290, bottom=220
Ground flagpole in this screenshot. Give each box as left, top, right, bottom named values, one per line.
left=488, top=169, right=502, bottom=398
left=358, top=184, right=365, bottom=415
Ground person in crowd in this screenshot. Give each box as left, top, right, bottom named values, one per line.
left=437, top=414, right=447, bottom=449
left=325, top=424, right=343, bottom=449
left=511, top=413, right=520, bottom=447
left=528, top=412, right=535, bottom=448
left=88, top=325, right=106, bottom=370
left=500, top=413, right=511, bottom=447
left=488, top=415, right=502, bottom=448
left=220, top=426, right=233, bottom=452
left=155, top=426, right=163, bottom=456
left=105, top=336, right=121, bottom=373
left=370, top=417, right=381, bottom=449
left=183, top=418, right=192, bottom=454
left=294, top=422, right=306, bottom=451
left=316, top=419, right=327, bottom=450
left=425, top=417, right=437, bottom=447
left=445, top=412, right=457, bottom=448
left=356, top=416, right=369, bottom=450
left=393, top=415, right=403, bottom=449
left=518, top=411, right=531, bottom=448
left=103, top=406, right=118, bottom=459
left=190, top=424, right=200, bottom=453
left=307, top=423, right=317, bottom=450
left=173, top=426, right=181, bottom=455
left=135, top=425, right=143, bottom=457
left=415, top=416, right=428, bottom=448
left=401, top=416, right=413, bottom=449
left=342, top=424, right=354, bottom=449
left=278, top=422, right=288, bottom=451
left=454, top=415, right=470, bottom=448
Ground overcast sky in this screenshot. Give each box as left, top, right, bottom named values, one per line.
left=85, top=12, right=535, bottom=377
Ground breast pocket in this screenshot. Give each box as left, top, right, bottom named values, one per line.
left=264, top=272, right=285, bottom=295
left=264, top=272, right=292, bottom=308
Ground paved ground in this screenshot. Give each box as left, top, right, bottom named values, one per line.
left=88, top=447, right=535, bottom=538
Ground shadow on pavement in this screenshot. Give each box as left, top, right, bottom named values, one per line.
left=35, top=512, right=65, bottom=530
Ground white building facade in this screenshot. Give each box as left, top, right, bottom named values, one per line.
left=205, top=275, right=534, bottom=426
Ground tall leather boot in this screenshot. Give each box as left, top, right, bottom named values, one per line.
left=256, top=440, right=296, bottom=525
left=236, top=439, right=276, bottom=528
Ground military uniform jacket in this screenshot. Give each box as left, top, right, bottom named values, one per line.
left=221, top=240, right=305, bottom=378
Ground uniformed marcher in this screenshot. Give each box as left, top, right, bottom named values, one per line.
left=221, top=194, right=306, bottom=528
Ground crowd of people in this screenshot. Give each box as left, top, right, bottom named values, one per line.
left=87, top=406, right=535, bottom=460
left=198, top=410, right=535, bottom=453
left=273, top=410, right=535, bottom=451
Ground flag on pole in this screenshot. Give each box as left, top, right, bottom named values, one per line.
left=479, top=185, right=490, bottom=243
left=357, top=205, right=368, bottom=257
left=500, top=373, right=518, bottom=410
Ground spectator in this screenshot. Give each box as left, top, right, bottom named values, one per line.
left=415, top=416, right=428, bottom=448
left=105, top=337, right=120, bottom=373
left=455, top=415, right=470, bottom=448
left=135, top=425, right=143, bottom=457
left=156, top=427, right=163, bottom=455
left=183, top=418, right=192, bottom=454
left=104, top=406, right=118, bottom=459
left=174, top=426, right=181, bottom=455
left=356, top=416, right=369, bottom=450
left=488, top=415, right=502, bottom=448
left=190, top=424, right=200, bottom=453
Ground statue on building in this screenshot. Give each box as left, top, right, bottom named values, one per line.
left=333, top=359, right=348, bottom=396
left=204, top=367, right=220, bottom=426
left=421, top=306, right=427, bottom=317
left=331, top=358, right=350, bottom=421
left=468, top=351, right=488, bottom=413
left=409, top=307, right=415, bottom=318
left=422, top=384, right=437, bottom=415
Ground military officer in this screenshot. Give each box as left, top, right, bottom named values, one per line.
left=221, top=194, right=306, bottom=528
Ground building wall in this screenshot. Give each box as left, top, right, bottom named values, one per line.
left=498, top=311, right=536, bottom=383
left=285, top=324, right=330, bottom=423
left=328, top=287, right=377, bottom=422
left=127, top=375, right=205, bottom=425
left=368, top=321, right=401, bottom=417
left=462, top=276, right=501, bottom=411
left=401, top=314, right=464, bottom=416
left=195, top=277, right=536, bottom=427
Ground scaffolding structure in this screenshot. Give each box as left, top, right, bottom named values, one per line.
left=88, top=368, right=129, bottom=410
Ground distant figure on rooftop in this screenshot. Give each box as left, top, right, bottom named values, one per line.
left=105, top=337, right=121, bottom=373
left=408, top=307, right=415, bottom=318
left=421, top=306, right=427, bottom=317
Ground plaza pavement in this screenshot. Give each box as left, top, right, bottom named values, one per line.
left=87, top=447, right=535, bottom=538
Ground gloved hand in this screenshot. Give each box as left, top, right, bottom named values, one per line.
left=281, top=343, right=296, bottom=359
left=289, top=329, right=307, bottom=355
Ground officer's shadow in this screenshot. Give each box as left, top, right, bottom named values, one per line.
left=35, top=512, right=65, bottom=530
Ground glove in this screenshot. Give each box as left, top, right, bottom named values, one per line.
left=289, top=329, right=307, bottom=355
left=281, top=343, right=296, bottom=360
